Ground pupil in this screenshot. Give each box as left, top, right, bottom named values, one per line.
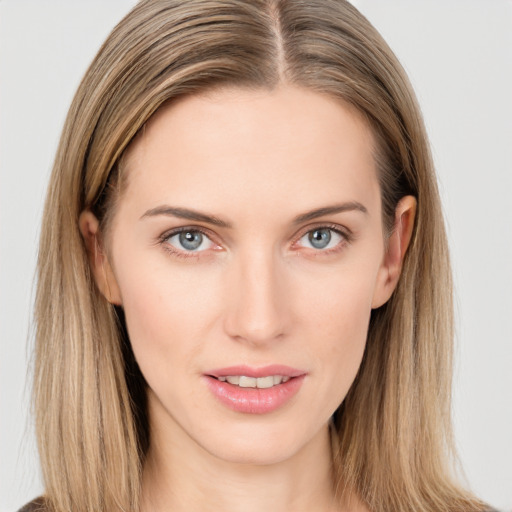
left=179, top=231, right=202, bottom=250
left=309, top=229, right=331, bottom=249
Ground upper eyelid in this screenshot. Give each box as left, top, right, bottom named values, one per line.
left=160, top=223, right=350, bottom=236
left=160, top=225, right=217, bottom=242
left=292, top=223, right=352, bottom=242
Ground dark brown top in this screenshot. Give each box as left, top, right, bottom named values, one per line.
left=16, top=498, right=46, bottom=512
left=17, top=497, right=500, bottom=512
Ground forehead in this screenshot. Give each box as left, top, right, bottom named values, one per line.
left=119, top=85, right=380, bottom=220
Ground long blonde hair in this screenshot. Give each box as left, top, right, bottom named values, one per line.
left=34, top=1, right=487, bottom=511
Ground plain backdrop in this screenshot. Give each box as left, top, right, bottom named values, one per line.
left=1, top=1, right=511, bottom=511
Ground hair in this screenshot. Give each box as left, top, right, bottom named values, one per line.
left=33, top=1, right=487, bottom=512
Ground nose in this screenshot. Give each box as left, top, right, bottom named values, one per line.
left=223, top=248, right=289, bottom=346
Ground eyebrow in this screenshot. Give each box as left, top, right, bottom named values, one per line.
left=140, top=201, right=368, bottom=228
left=292, top=202, right=368, bottom=224
left=140, top=206, right=233, bottom=228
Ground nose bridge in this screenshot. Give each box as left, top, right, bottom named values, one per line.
left=224, top=245, right=288, bottom=344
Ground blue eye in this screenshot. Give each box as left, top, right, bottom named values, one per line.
left=299, top=228, right=344, bottom=250
left=167, top=230, right=213, bottom=252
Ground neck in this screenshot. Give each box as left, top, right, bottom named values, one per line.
left=140, top=405, right=358, bottom=512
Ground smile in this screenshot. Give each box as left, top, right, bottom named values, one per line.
left=204, top=365, right=306, bottom=414
left=215, top=375, right=291, bottom=388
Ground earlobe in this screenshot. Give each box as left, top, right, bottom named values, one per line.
left=371, top=195, right=417, bottom=309
left=78, top=210, right=122, bottom=305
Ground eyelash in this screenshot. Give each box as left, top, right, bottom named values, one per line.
left=158, top=224, right=353, bottom=259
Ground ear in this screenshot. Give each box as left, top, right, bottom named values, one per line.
left=79, top=210, right=122, bottom=305
left=371, top=195, right=417, bottom=309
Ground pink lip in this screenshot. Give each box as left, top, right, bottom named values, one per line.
left=206, top=364, right=305, bottom=379
left=203, top=365, right=307, bottom=414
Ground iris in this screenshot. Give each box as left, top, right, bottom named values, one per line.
left=179, top=231, right=203, bottom=251
left=308, top=229, right=331, bottom=249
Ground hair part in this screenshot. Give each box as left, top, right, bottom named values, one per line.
left=34, top=1, right=486, bottom=511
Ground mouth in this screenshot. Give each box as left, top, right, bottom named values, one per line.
left=210, top=375, right=292, bottom=388
left=206, top=364, right=305, bottom=379
left=204, top=365, right=306, bottom=414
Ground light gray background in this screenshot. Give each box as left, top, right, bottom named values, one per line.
left=1, top=1, right=511, bottom=511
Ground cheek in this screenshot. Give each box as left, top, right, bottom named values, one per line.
left=112, top=253, right=220, bottom=380
left=296, top=259, right=381, bottom=400
left=298, top=252, right=379, bottom=336
left=121, top=274, right=175, bottom=385
left=324, top=290, right=372, bottom=365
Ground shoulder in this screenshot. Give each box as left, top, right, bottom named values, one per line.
left=16, top=497, right=47, bottom=512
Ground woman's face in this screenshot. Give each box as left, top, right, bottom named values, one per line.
left=87, top=85, right=407, bottom=465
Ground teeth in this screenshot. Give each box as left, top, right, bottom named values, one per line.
left=256, top=376, right=274, bottom=389
left=239, top=376, right=256, bottom=387
left=217, top=375, right=292, bottom=388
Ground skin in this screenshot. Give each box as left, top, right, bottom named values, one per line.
left=80, top=84, right=416, bottom=512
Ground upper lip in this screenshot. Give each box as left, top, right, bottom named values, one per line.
left=206, top=364, right=306, bottom=378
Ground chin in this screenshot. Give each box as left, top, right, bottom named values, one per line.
left=190, top=417, right=326, bottom=467
left=204, top=438, right=302, bottom=466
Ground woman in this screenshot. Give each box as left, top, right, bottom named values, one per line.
left=21, top=0, right=493, bottom=511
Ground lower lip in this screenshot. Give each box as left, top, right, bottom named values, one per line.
left=204, top=375, right=306, bottom=414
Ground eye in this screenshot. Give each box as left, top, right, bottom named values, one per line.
left=166, top=229, right=215, bottom=252
left=298, top=227, right=345, bottom=251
